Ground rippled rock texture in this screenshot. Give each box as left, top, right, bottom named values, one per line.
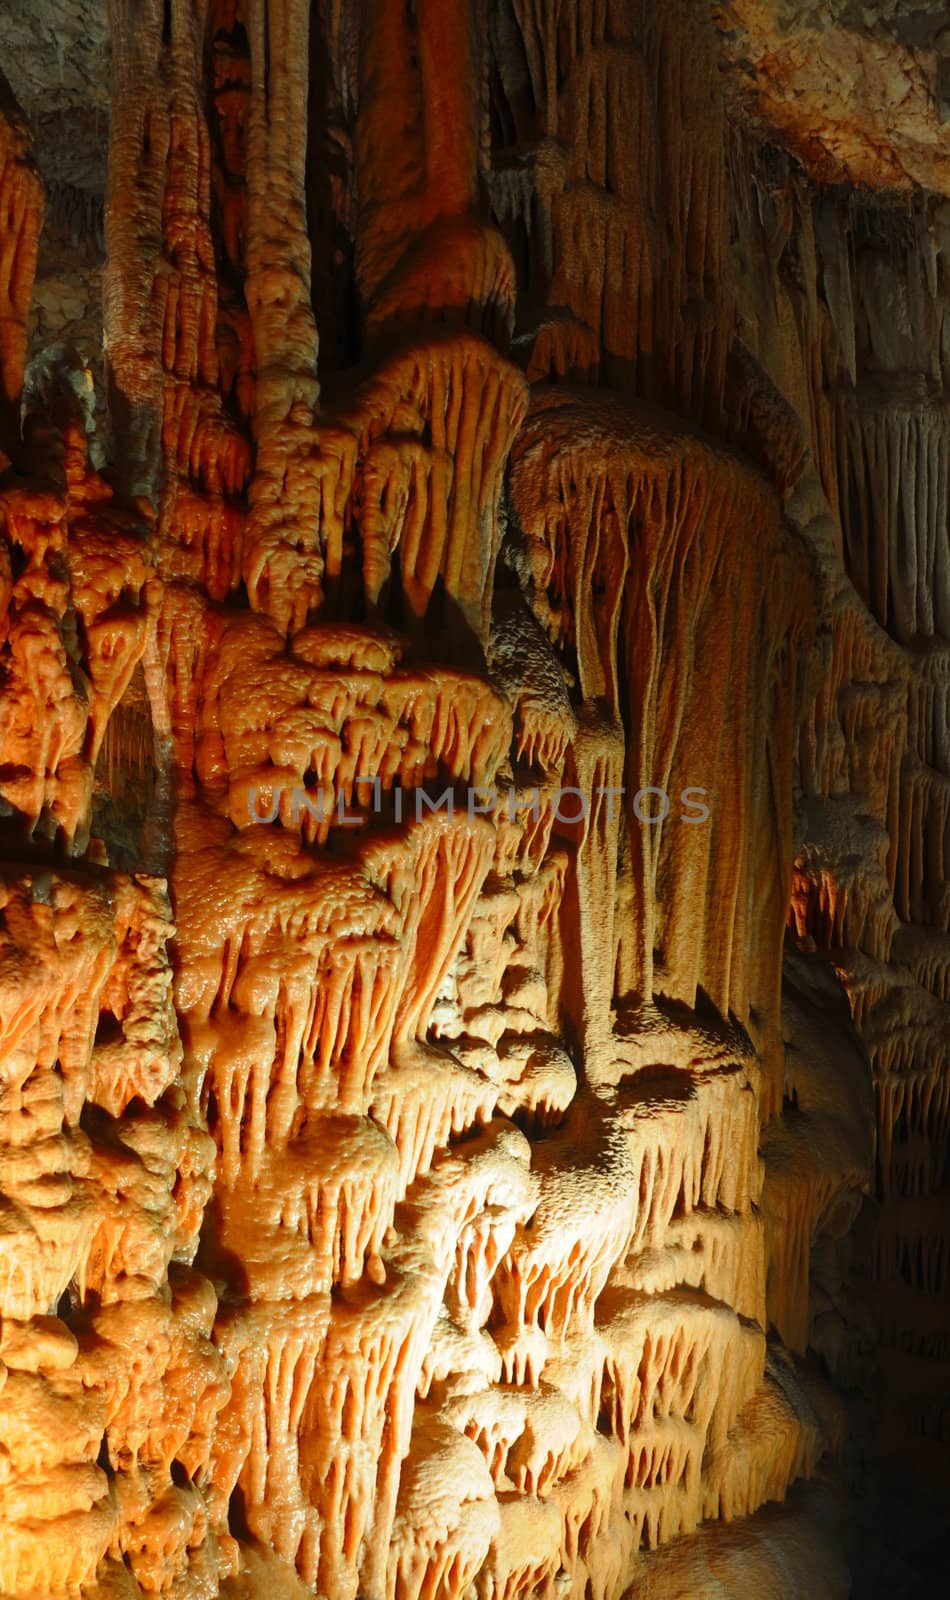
left=0, top=2, right=947, bottom=1597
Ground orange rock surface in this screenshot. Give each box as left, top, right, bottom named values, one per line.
left=0, top=3, right=947, bottom=1598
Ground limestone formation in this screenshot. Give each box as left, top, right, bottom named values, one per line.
left=0, top=2, right=947, bottom=1598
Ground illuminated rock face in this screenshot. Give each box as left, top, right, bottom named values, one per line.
left=0, top=3, right=947, bottom=1598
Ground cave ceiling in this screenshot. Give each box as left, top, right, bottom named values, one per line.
left=714, top=0, right=950, bottom=191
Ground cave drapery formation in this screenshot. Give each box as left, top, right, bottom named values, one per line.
left=0, top=0, right=948, bottom=1596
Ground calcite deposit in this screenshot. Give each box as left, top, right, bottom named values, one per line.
left=0, top=2, right=947, bottom=1597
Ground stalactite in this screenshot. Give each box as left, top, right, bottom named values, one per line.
left=1, top=1, right=948, bottom=1597
left=488, top=0, right=733, bottom=424
left=508, top=386, right=813, bottom=1045
left=240, top=0, right=324, bottom=634
left=354, top=0, right=514, bottom=345
left=0, top=72, right=42, bottom=460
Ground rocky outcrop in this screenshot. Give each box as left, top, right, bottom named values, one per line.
left=0, top=3, right=946, bottom=1598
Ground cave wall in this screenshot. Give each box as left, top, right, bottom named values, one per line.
left=0, top=2, right=947, bottom=1597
